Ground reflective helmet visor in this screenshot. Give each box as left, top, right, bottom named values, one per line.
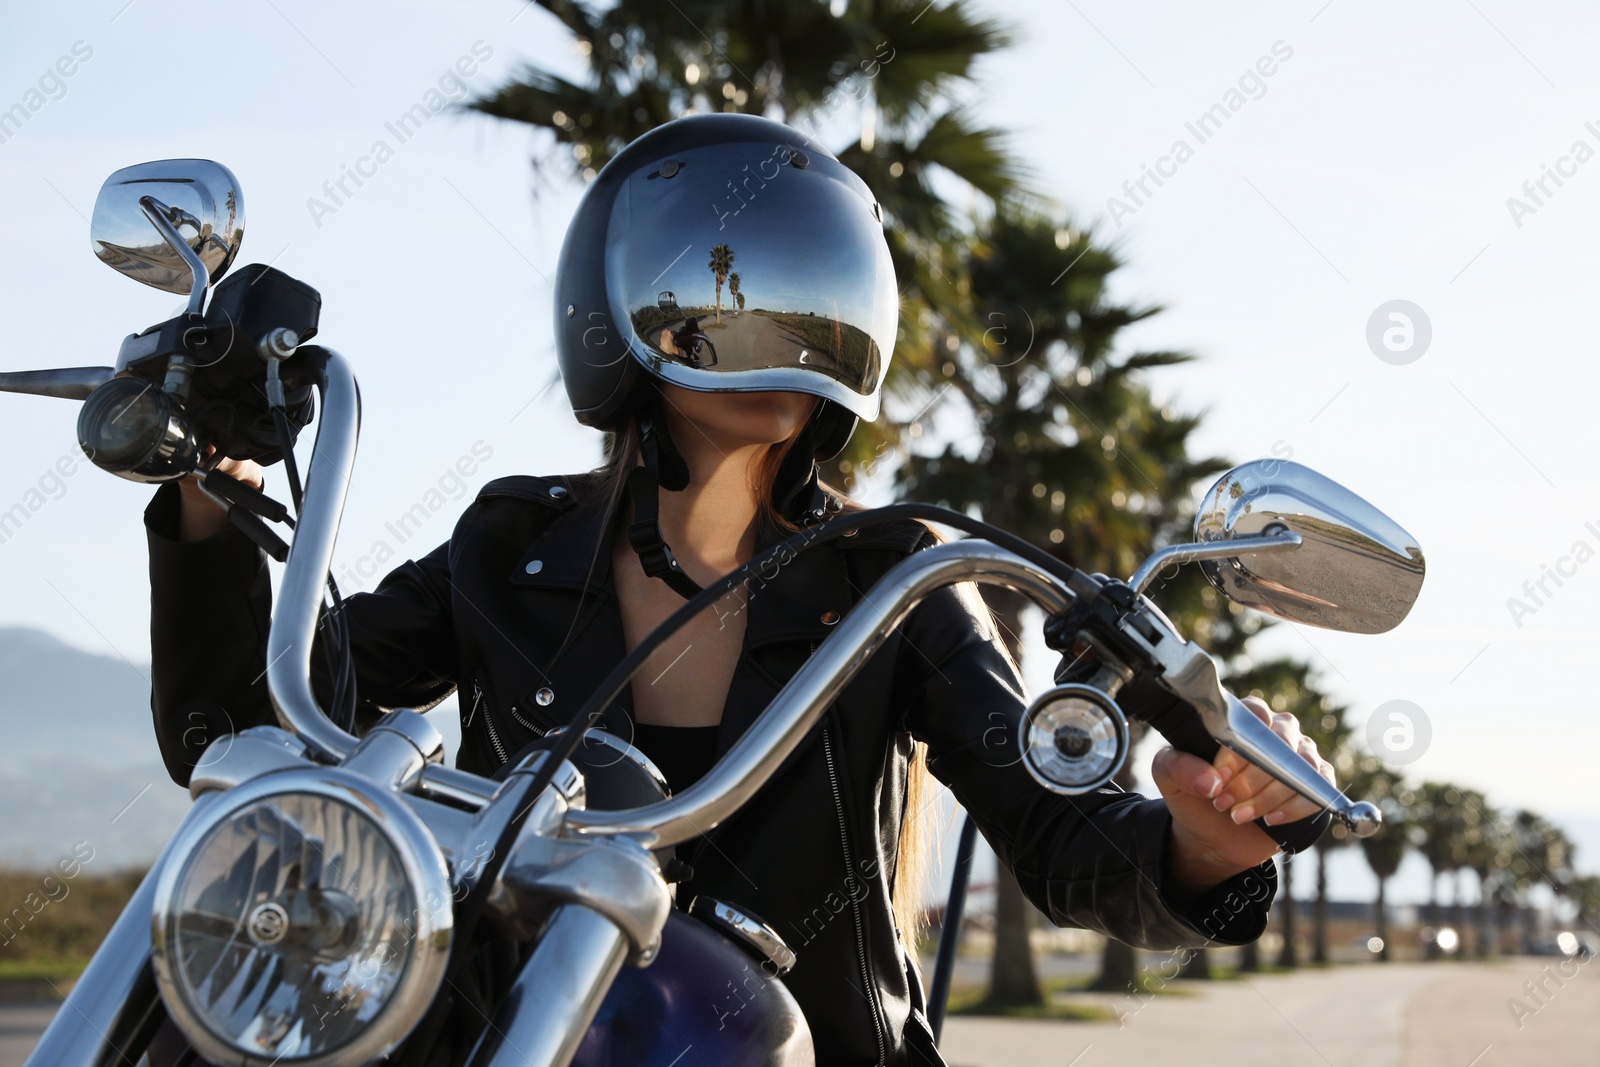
left=605, top=141, right=897, bottom=421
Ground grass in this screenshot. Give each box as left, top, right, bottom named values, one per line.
left=0, top=957, right=88, bottom=982
left=946, top=971, right=1190, bottom=1022
left=0, top=868, right=145, bottom=983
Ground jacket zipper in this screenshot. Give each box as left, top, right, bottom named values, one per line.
left=510, top=704, right=548, bottom=736
left=474, top=679, right=510, bottom=766
left=823, top=719, right=887, bottom=1067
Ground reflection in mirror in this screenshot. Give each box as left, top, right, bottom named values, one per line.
left=1193, top=459, right=1425, bottom=634
left=90, top=159, right=244, bottom=295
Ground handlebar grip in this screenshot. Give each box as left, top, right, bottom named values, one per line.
left=1138, top=691, right=1331, bottom=855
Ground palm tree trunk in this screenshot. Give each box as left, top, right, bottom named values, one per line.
left=1238, top=938, right=1260, bottom=973
left=1451, top=869, right=1464, bottom=937
left=982, top=587, right=1043, bottom=1008
left=1276, top=853, right=1298, bottom=967
left=1312, top=846, right=1330, bottom=964
left=1179, top=947, right=1211, bottom=979
left=1089, top=938, right=1137, bottom=993
left=1475, top=874, right=1491, bottom=958
left=1375, top=878, right=1390, bottom=962
left=986, top=865, right=1043, bottom=1006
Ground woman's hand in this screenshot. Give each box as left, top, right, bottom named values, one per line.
left=177, top=453, right=264, bottom=542
left=1150, top=696, right=1336, bottom=897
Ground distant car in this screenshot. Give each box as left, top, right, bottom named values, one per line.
left=1528, top=931, right=1594, bottom=959
left=1419, top=925, right=1460, bottom=957
left=1354, top=932, right=1385, bottom=955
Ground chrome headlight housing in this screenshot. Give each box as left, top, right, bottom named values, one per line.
left=151, top=769, right=453, bottom=1067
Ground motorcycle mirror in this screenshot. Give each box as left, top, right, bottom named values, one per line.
left=1192, top=459, right=1425, bottom=634
left=90, top=159, right=244, bottom=296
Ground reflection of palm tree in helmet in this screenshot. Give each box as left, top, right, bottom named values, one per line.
left=727, top=272, right=742, bottom=317
left=709, top=243, right=734, bottom=324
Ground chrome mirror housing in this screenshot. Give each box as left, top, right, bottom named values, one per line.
left=1192, top=459, right=1425, bottom=634
left=90, top=159, right=244, bottom=296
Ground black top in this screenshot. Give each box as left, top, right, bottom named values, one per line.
left=631, top=722, right=721, bottom=794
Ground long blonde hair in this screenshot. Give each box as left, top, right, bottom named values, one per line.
left=589, top=407, right=935, bottom=949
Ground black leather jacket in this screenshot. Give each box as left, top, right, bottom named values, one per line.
left=145, top=471, right=1275, bottom=1067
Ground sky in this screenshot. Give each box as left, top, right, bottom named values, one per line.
left=0, top=0, right=1596, bottom=910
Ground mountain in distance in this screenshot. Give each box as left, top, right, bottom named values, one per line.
left=0, top=626, right=463, bottom=872
left=0, top=627, right=188, bottom=870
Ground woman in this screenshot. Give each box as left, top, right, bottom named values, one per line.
left=147, top=114, right=1335, bottom=1065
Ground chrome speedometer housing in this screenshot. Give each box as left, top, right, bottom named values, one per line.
left=150, top=768, right=453, bottom=1067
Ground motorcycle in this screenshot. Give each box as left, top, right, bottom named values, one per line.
left=655, top=292, right=719, bottom=367
left=1, top=159, right=1425, bottom=1067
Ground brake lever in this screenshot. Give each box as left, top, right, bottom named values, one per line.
left=1119, top=601, right=1381, bottom=839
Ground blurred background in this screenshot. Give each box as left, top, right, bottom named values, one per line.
left=1, top=0, right=1597, bottom=1060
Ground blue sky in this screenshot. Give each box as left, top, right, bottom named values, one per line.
left=1, top=0, right=1596, bottom=909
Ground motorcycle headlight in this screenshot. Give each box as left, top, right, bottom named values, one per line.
left=152, top=770, right=453, bottom=1067
left=1018, top=684, right=1130, bottom=795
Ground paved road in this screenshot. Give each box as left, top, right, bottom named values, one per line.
left=939, top=959, right=1599, bottom=1067
left=0, top=1004, right=54, bottom=1067
left=6, top=958, right=1593, bottom=1064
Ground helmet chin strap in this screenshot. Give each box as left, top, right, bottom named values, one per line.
left=625, top=393, right=825, bottom=600
left=626, top=403, right=704, bottom=600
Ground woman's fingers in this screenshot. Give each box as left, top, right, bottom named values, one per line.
left=1152, top=746, right=1226, bottom=801
left=1208, top=700, right=1336, bottom=825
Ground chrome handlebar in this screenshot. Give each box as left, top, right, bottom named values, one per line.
left=269, top=354, right=1373, bottom=842
left=565, top=542, right=1072, bottom=845
left=264, top=348, right=362, bottom=764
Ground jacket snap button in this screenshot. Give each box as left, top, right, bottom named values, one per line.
left=548, top=485, right=568, bottom=500
left=535, top=687, right=555, bottom=706
left=525, top=560, right=544, bottom=575
left=820, top=611, right=840, bottom=626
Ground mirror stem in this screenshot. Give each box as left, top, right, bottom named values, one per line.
left=1127, top=530, right=1302, bottom=596
left=137, top=196, right=211, bottom=318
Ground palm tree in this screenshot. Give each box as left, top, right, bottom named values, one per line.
left=1506, top=810, right=1573, bottom=952
left=1223, top=659, right=1348, bottom=968
left=901, top=206, right=1246, bottom=1001
left=1411, top=782, right=1470, bottom=952
left=467, top=0, right=1017, bottom=443
left=1355, top=765, right=1409, bottom=962
left=1456, top=791, right=1500, bottom=957
left=727, top=271, right=742, bottom=316
left=708, top=244, right=734, bottom=324
left=1572, top=874, right=1600, bottom=932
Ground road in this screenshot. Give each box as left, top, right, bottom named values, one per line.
left=939, top=958, right=1599, bottom=1067
left=5, top=958, right=1593, bottom=1064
